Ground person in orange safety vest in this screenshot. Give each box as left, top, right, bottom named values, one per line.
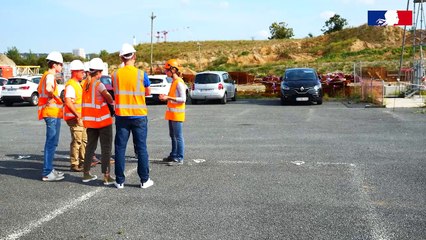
left=111, top=43, right=153, bottom=189
left=159, top=59, right=187, bottom=166
left=38, top=51, right=65, bottom=181
left=81, top=58, right=115, bottom=185
left=64, top=60, right=87, bottom=172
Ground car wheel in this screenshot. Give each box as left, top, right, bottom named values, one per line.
left=30, top=93, right=39, bottom=106
left=317, top=99, right=323, bottom=105
left=280, top=97, right=288, bottom=105
left=221, top=93, right=227, bottom=104
left=191, top=98, right=197, bottom=105
left=4, top=100, right=13, bottom=106
left=232, top=90, right=237, bottom=101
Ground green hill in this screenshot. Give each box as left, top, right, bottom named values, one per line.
left=105, top=24, right=415, bottom=76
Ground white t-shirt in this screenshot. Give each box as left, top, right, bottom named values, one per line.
left=95, top=82, right=107, bottom=102
left=65, top=85, right=76, bottom=99
left=46, top=74, right=55, bottom=92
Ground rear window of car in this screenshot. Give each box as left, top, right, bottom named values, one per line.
left=7, top=78, right=27, bottom=85
left=31, top=77, right=41, bottom=84
left=149, top=78, right=164, bottom=84
left=195, top=74, right=220, bottom=84
left=285, top=70, right=316, bottom=81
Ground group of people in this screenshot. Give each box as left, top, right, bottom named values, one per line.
left=37, top=43, right=187, bottom=189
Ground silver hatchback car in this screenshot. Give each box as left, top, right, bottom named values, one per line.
left=190, top=71, right=237, bottom=104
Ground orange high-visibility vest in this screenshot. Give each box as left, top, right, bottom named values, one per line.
left=165, top=78, right=185, bottom=122
left=112, top=66, right=148, bottom=117
left=37, top=71, right=63, bottom=120
left=81, top=78, right=112, bottom=128
left=63, top=79, right=82, bottom=121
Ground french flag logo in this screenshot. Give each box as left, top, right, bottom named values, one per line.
left=368, top=10, right=412, bottom=26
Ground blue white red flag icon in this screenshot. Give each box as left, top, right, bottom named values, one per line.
left=368, top=10, right=412, bottom=26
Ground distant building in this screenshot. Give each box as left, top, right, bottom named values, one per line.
left=72, top=48, right=86, bottom=59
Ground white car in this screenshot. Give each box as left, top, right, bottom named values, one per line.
left=146, top=74, right=172, bottom=103
left=2, top=75, right=64, bottom=106
left=190, top=71, right=237, bottom=104
left=0, top=77, right=8, bottom=103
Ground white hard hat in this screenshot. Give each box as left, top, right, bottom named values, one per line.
left=69, top=60, right=85, bottom=71
left=89, top=58, right=104, bottom=71
left=119, top=43, right=136, bottom=57
left=84, top=62, right=90, bottom=72
left=46, top=51, right=63, bottom=64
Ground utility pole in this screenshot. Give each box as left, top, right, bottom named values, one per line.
left=150, top=12, right=156, bottom=75
left=197, top=42, right=201, bottom=70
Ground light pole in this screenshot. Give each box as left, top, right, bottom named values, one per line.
left=197, top=42, right=201, bottom=71
left=150, top=12, right=156, bottom=75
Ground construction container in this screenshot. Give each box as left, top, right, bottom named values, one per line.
left=0, top=66, right=13, bottom=78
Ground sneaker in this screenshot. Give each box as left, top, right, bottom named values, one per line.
left=52, top=169, right=64, bottom=177
left=114, top=182, right=124, bottom=189
left=141, top=178, right=154, bottom=189
left=162, top=156, right=175, bottom=162
left=110, top=158, right=115, bottom=164
left=167, top=160, right=183, bottom=166
left=42, top=171, right=65, bottom=181
left=103, top=176, right=116, bottom=186
left=82, top=173, right=97, bottom=183
left=70, top=165, right=83, bottom=172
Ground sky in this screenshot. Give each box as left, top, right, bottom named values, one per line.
left=0, top=0, right=410, bottom=55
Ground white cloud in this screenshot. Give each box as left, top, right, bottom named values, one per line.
left=219, top=1, right=230, bottom=9
left=181, top=0, right=190, bottom=6
left=357, top=0, right=375, bottom=5
left=320, top=11, right=336, bottom=20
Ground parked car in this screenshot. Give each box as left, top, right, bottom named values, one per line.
left=100, top=75, right=115, bottom=116
left=0, top=77, right=8, bottom=103
left=190, top=71, right=237, bottom=104
left=2, top=75, right=65, bottom=106
left=146, top=74, right=172, bottom=103
left=280, top=68, right=323, bottom=105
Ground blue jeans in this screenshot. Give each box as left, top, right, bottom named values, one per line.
left=114, top=117, right=149, bottom=184
left=168, top=120, right=184, bottom=162
left=42, top=118, right=61, bottom=176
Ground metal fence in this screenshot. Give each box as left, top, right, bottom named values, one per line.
left=360, top=78, right=384, bottom=106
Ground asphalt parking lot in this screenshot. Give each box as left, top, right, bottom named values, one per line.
left=0, top=99, right=425, bottom=240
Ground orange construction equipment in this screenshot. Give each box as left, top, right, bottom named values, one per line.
left=0, top=66, right=13, bottom=78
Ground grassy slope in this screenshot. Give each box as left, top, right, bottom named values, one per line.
left=105, top=24, right=415, bottom=76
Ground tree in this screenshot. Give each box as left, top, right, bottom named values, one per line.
left=268, top=21, right=294, bottom=40
left=99, top=50, right=109, bottom=60
left=322, top=14, right=348, bottom=35
left=6, top=47, right=23, bottom=65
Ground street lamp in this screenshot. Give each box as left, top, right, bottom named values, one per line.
left=150, top=12, right=156, bottom=75
left=197, top=42, right=201, bottom=71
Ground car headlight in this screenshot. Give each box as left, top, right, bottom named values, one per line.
left=314, top=84, right=322, bottom=91
left=281, top=83, right=290, bottom=90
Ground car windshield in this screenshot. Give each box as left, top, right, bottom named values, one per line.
left=7, top=78, right=27, bottom=85
left=0, top=80, right=6, bottom=86
left=149, top=78, right=164, bottom=84
left=285, top=70, right=316, bottom=81
left=195, top=73, right=220, bottom=84
left=100, top=76, right=112, bottom=85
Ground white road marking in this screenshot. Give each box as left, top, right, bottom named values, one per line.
left=1, top=167, right=138, bottom=240
left=291, top=161, right=305, bottom=166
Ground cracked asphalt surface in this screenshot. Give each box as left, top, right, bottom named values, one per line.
left=0, top=99, right=425, bottom=240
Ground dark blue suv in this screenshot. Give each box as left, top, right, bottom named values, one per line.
left=280, top=68, right=323, bottom=105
